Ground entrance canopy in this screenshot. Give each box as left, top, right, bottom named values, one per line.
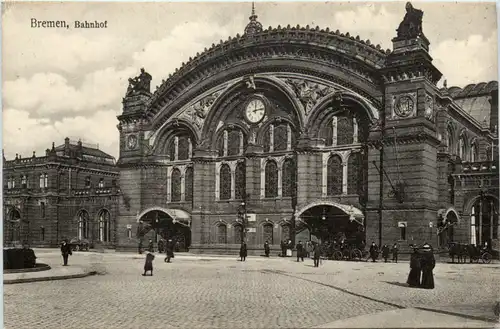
left=137, top=207, right=191, bottom=227
left=437, top=207, right=461, bottom=224
left=296, top=201, right=365, bottom=225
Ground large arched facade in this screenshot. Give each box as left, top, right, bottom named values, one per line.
left=116, top=4, right=498, bottom=254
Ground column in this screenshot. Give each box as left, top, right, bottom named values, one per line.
left=479, top=199, right=483, bottom=246
left=174, top=137, right=179, bottom=161
left=322, top=153, right=328, bottom=197
left=286, top=124, right=292, bottom=150
left=277, top=159, right=282, bottom=197
left=260, top=159, right=265, bottom=198
left=269, top=125, right=274, bottom=152
left=342, top=162, right=348, bottom=194
left=188, top=138, right=193, bottom=159
left=180, top=165, right=186, bottom=201
left=230, top=161, right=236, bottom=200
left=490, top=200, right=494, bottom=241
left=215, top=162, right=221, bottom=201
left=223, top=131, right=228, bottom=157
left=332, top=117, right=338, bottom=146
left=353, top=118, right=358, bottom=143
left=166, top=167, right=172, bottom=203
left=239, top=131, right=244, bottom=155
left=470, top=206, right=476, bottom=245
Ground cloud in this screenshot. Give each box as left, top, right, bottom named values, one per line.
left=3, top=108, right=120, bottom=160
left=432, top=34, right=498, bottom=87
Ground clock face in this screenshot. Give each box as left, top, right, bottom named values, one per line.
left=245, top=98, right=266, bottom=124
left=127, top=135, right=138, bottom=150
left=395, top=96, right=415, bottom=118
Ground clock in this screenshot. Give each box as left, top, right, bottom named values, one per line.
left=244, top=98, right=266, bottom=124
left=395, top=96, right=415, bottom=118
left=127, top=134, right=138, bottom=150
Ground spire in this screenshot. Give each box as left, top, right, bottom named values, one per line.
left=244, top=1, right=263, bottom=36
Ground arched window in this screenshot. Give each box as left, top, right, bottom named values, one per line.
left=217, top=224, right=227, bottom=244
left=98, top=209, right=111, bottom=242
left=171, top=168, right=182, bottom=202
left=281, top=224, right=291, bottom=241
left=282, top=158, right=295, bottom=197
left=273, top=124, right=288, bottom=151
left=470, top=141, right=478, bottom=162
left=21, top=175, right=27, bottom=188
left=263, top=127, right=272, bottom=152
left=39, top=174, right=44, bottom=188
left=234, top=224, right=242, bottom=244
left=178, top=136, right=190, bottom=160
left=337, top=116, right=354, bottom=145
left=235, top=162, right=246, bottom=199
left=470, top=197, right=498, bottom=246
left=185, top=167, right=193, bottom=202
left=168, top=139, right=176, bottom=161
left=263, top=223, right=273, bottom=244
left=217, top=134, right=225, bottom=157
left=458, top=135, right=467, bottom=161
left=228, top=130, right=241, bottom=156
left=77, top=210, right=90, bottom=240
left=219, top=164, right=232, bottom=200
left=347, top=152, right=361, bottom=195
left=327, top=155, right=343, bottom=195
left=446, top=126, right=454, bottom=152
left=265, top=160, right=278, bottom=198
left=321, top=118, right=334, bottom=146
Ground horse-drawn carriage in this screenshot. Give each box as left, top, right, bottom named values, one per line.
left=321, top=236, right=366, bottom=261
left=447, top=242, right=493, bottom=264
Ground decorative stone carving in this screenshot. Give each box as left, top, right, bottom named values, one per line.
left=285, top=78, right=335, bottom=115
left=424, top=94, right=434, bottom=121
left=244, top=75, right=256, bottom=90
left=396, top=2, right=424, bottom=40
left=126, top=68, right=152, bottom=96
left=392, top=92, right=417, bottom=118
left=180, top=92, right=220, bottom=130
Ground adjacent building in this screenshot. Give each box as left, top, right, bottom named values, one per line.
left=3, top=138, right=120, bottom=248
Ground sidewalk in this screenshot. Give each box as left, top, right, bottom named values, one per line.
left=4, top=265, right=93, bottom=284
left=313, top=308, right=497, bottom=328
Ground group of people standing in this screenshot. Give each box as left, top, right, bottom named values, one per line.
left=406, top=243, right=436, bottom=289
left=369, top=242, right=400, bottom=263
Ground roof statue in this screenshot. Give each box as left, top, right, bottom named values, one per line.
left=244, top=2, right=263, bottom=36
left=126, top=68, right=152, bottom=96
left=396, top=2, right=424, bottom=40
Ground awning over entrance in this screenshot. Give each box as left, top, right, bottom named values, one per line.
left=437, top=207, right=461, bottom=224
left=296, top=201, right=365, bottom=226
left=136, top=207, right=191, bottom=227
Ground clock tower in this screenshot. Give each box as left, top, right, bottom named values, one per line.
left=366, top=2, right=443, bottom=247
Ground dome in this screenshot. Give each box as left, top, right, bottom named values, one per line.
left=244, top=2, right=263, bottom=36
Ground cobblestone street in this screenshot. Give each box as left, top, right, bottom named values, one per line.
left=4, top=251, right=499, bottom=329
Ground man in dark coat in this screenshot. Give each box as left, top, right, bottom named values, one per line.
left=157, top=238, right=165, bottom=253
left=60, top=240, right=72, bottom=266
left=381, top=244, right=390, bottom=263
left=164, top=239, right=175, bottom=263
left=280, top=240, right=286, bottom=257
left=296, top=241, right=304, bottom=262
left=264, top=241, right=270, bottom=257
left=143, top=252, right=155, bottom=276
left=313, top=242, right=321, bottom=267
left=391, top=243, right=399, bottom=263
left=239, top=242, right=247, bottom=261
left=406, top=247, right=421, bottom=287
left=369, top=242, right=379, bottom=262
left=138, top=240, right=143, bottom=254
left=148, top=239, right=154, bottom=253
left=420, top=243, right=435, bottom=289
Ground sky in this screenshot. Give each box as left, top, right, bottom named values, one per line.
left=2, top=1, right=498, bottom=160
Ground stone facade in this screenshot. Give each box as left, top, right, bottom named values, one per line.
left=116, top=4, right=499, bottom=254
left=3, top=138, right=120, bottom=248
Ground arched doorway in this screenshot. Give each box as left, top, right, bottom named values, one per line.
left=137, top=207, right=191, bottom=251
left=98, top=209, right=111, bottom=242
left=77, top=210, right=90, bottom=240
left=4, top=207, right=21, bottom=246
left=437, top=208, right=460, bottom=247
left=295, top=203, right=365, bottom=246
left=470, top=196, right=498, bottom=248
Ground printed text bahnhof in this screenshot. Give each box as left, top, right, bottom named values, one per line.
left=31, top=19, right=108, bottom=29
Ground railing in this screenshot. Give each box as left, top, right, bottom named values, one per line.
left=4, top=156, right=49, bottom=167
left=73, top=187, right=119, bottom=196
left=461, top=161, right=498, bottom=173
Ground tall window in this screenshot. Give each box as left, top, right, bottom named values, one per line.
left=446, top=126, right=454, bottom=153
left=171, top=168, right=182, bottom=202
left=168, top=139, right=176, bottom=161
left=235, top=162, right=246, bottom=199
left=85, top=176, right=91, bottom=188
left=265, top=160, right=278, bottom=198
left=228, top=130, right=241, bottom=156
left=167, top=135, right=192, bottom=161
left=39, top=174, right=44, bottom=188
left=470, top=141, right=478, bottom=162
left=273, top=124, right=288, bottom=151
left=178, top=136, right=190, bottom=160
left=219, top=164, right=232, bottom=200
left=327, top=155, right=343, bottom=195
left=234, top=224, right=242, bottom=244
left=470, top=198, right=498, bottom=246
left=77, top=210, right=90, bottom=240
left=40, top=202, right=46, bottom=218
left=44, top=174, right=48, bottom=188
left=98, top=178, right=104, bottom=188
left=321, top=118, right=334, bottom=146
left=282, top=224, right=291, bottom=241
left=98, top=210, right=111, bottom=242
left=347, top=152, right=361, bottom=195
left=337, top=116, right=354, bottom=145
left=21, top=175, right=27, bottom=188
left=263, top=223, right=273, bottom=244
left=282, top=158, right=295, bottom=197
left=399, top=223, right=407, bottom=241
left=217, top=224, right=227, bottom=244
left=185, top=167, right=193, bottom=202
left=217, top=133, right=225, bottom=157
left=458, top=135, right=467, bottom=161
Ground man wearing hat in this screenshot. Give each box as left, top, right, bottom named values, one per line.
left=420, top=242, right=435, bottom=289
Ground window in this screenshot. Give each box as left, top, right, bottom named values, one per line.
left=178, top=136, right=190, bottom=160
left=21, top=175, right=27, bottom=188
left=227, top=130, right=241, bottom=156
left=337, top=116, right=354, bottom=145
left=98, top=210, right=111, bottom=242
left=219, top=164, right=232, bottom=200
left=327, top=155, right=343, bottom=195
left=470, top=141, right=478, bottom=162
left=263, top=128, right=271, bottom=152
left=217, top=224, right=227, bottom=244
left=234, top=224, right=242, bottom=244
left=39, top=174, right=48, bottom=188
left=40, top=202, right=46, bottom=218
left=263, top=223, right=273, bottom=244
left=77, top=210, right=90, bottom=240
left=273, top=124, right=288, bottom=151
left=347, top=153, right=361, bottom=195
left=282, top=224, right=291, bottom=241
left=40, top=227, right=45, bottom=241
left=85, top=176, right=91, bottom=188
left=282, top=158, right=295, bottom=197
left=321, top=119, right=334, bottom=146
left=458, top=135, right=467, bottom=161
left=11, top=177, right=16, bottom=189
left=470, top=198, right=498, bottom=246
left=217, top=132, right=225, bottom=157
left=127, top=228, right=132, bottom=239
left=98, top=178, right=104, bottom=188
left=398, top=222, right=407, bottom=241
left=235, top=162, right=246, bottom=199
left=168, top=139, right=176, bottom=161
left=185, top=167, right=193, bottom=202
left=264, top=160, right=278, bottom=198
left=7, top=178, right=12, bottom=189
left=171, top=168, right=182, bottom=202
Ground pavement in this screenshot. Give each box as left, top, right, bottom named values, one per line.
left=4, top=249, right=500, bottom=329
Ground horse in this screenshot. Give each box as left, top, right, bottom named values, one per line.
left=448, top=242, right=468, bottom=263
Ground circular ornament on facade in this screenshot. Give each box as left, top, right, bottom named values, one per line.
left=395, top=96, right=415, bottom=118
left=244, top=97, right=266, bottom=124
left=127, top=134, right=138, bottom=150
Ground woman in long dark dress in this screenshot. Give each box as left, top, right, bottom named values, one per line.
left=239, top=242, right=247, bottom=261
left=407, top=248, right=421, bottom=287
left=420, top=243, right=435, bottom=289
left=143, top=252, right=155, bottom=276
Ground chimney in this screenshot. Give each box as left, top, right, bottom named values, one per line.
left=15, top=153, right=18, bottom=160
left=64, top=137, right=70, bottom=155
left=32, top=151, right=36, bottom=158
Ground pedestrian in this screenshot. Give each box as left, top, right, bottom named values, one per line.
left=164, top=239, right=174, bottom=263
left=287, top=239, right=293, bottom=257
left=420, top=243, right=435, bottom=289
left=313, top=242, right=321, bottom=267
left=381, top=244, right=390, bottom=263
left=60, top=240, right=72, bottom=266
left=306, top=240, right=312, bottom=258
left=148, top=239, right=154, bottom=253
left=280, top=240, right=286, bottom=257
left=391, top=243, right=399, bottom=263
left=239, top=242, right=247, bottom=261
left=369, top=242, right=379, bottom=262
left=296, top=241, right=304, bottom=262
left=158, top=238, right=165, bottom=253
left=264, top=241, right=270, bottom=257
left=143, top=252, right=155, bottom=276
left=406, top=247, right=421, bottom=287
left=138, top=240, right=143, bottom=254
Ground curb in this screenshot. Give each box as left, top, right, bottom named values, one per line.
left=415, top=306, right=499, bottom=324
left=4, top=271, right=96, bottom=285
